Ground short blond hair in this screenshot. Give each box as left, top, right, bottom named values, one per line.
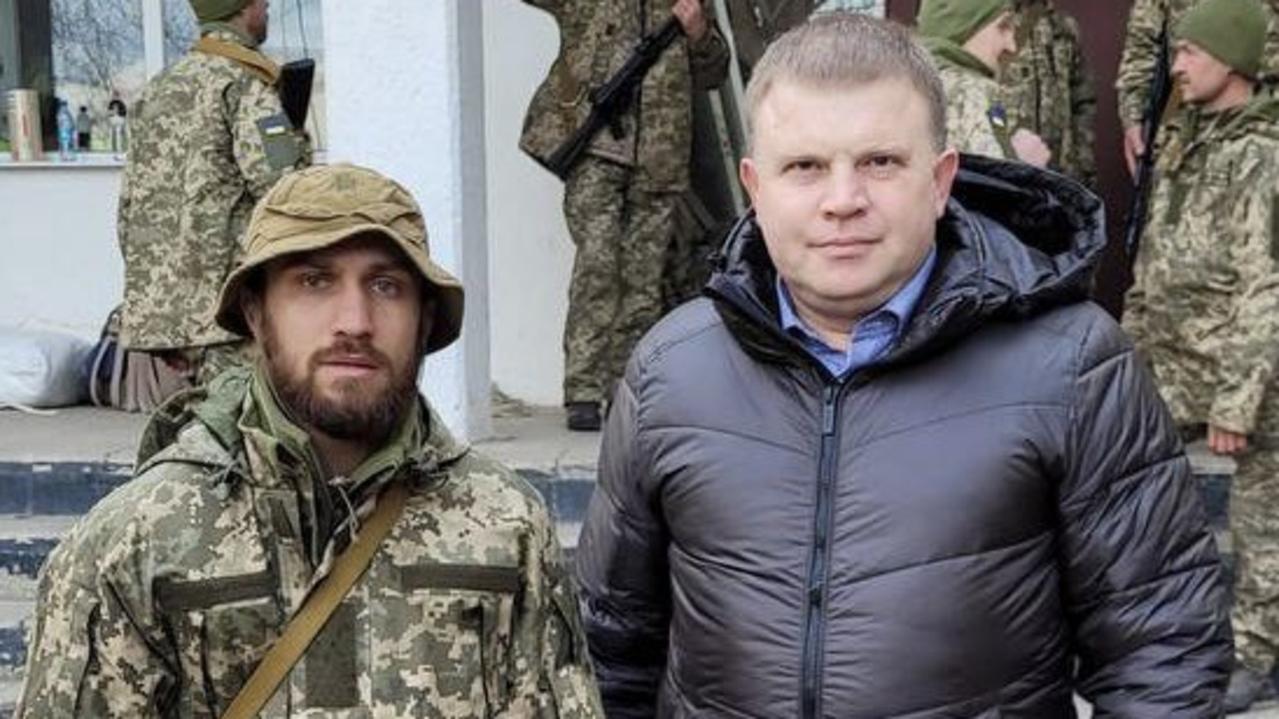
left=745, top=12, right=948, bottom=151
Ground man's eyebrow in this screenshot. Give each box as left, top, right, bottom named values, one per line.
left=772, top=150, right=824, bottom=163
left=859, top=144, right=910, bottom=157
left=275, top=254, right=332, bottom=272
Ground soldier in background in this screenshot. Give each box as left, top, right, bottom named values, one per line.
left=520, top=0, right=730, bottom=431
left=17, top=165, right=603, bottom=717
left=117, top=0, right=309, bottom=403
left=1116, top=0, right=1279, bottom=177
left=1118, top=0, right=1279, bottom=711
left=915, top=0, right=1052, bottom=167
left=1004, top=0, right=1097, bottom=186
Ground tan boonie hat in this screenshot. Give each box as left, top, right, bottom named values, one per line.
left=215, top=163, right=465, bottom=354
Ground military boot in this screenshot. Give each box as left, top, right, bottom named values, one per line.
left=566, top=401, right=602, bottom=431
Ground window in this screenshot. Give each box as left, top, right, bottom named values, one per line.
left=1, top=0, right=324, bottom=156
left=50, top=0, right=146, bottom=152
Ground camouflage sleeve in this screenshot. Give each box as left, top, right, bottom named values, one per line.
left=1065, top=16, right=1098, bottom=188
left=500, top=505, right=605, bottom=717
left=1121, top=264, right=1150, bottom=352
left=689, top=1, right=730, bottom=92
left=1208, top=159, right=1279, bottom=435
left=1116, top=0, right=1166, bottom=129
left=17, top=503, right=176, bottom=717
left=946, top=75, right=1007, bottom=159
left=1267, top=2, right=1279, bottom=85
left=228, top=76, right=311, bottom=199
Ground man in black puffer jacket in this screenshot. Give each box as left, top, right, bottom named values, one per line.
left=576, top=11, right=1231, bottom=719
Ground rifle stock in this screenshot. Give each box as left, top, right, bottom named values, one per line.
left=544, top=17, right=684, bottom=180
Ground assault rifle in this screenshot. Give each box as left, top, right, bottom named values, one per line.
left=543, top=16, right=683, bottom=180
left=1123, top=19, right=1173, bottom=270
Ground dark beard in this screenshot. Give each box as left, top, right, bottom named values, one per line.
left=261, top=329, right=419, bottom=445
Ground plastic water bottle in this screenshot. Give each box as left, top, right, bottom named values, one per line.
left=56, top=100, right=76, bottom=161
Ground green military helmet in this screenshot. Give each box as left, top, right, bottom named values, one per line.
left=917, top=0, right=1014, bottom=44
left=189, top=0, right=251, bottom=23
left=1176, top=0, right=1269, bottom=78
left=214, top=163, right=465, bottom=354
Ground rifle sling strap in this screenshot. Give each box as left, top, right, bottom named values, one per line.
left=220, top=481, right=409, bottom=719
left=195, top=35, right=281, bottom=86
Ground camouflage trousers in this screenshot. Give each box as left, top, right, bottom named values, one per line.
left=562, top=157, right=676, bottom=405
left=1231, top=446, right=1279, bottom=673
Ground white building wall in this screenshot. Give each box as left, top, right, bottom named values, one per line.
left=0, top=163, right=123, bottom=337
left=481, top=0, right=574, bottom=407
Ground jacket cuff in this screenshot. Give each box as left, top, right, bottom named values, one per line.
left=1209, top=394, right=1261, bottom=436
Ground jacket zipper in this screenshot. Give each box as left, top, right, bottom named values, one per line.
left=801, top=381, right=842, bottom=719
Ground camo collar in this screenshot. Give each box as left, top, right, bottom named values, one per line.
left=925, top=37, right=997, bottom=80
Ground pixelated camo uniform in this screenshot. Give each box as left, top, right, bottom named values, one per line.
left=1005, top=0, right=1098, bottom=186
left=1121, top=94, right=1279, bottom=673
left=928, top=42, right=1016, bottom=160
left=519, top=0, right=731, bottom=404
left=118, top=24, right=310, bottom=353
left=16, top=368, right=604, bottom=717
left=1116, top=0, right=1279, bottom=130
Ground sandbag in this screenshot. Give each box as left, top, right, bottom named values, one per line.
left=0, top=328, right=93, bottom=409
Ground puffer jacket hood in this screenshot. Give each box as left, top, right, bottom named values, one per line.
left=706, top=153, right=1106, bottom=371
left=576, top=156, right=1229, bottom=718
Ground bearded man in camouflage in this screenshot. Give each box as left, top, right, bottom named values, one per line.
left=520, top=0, right=729, bottom=431
left=1004, top=0, right=1097, bottom=186
left=17, top=165, right=603, bottom=718
left=915, top=0, right=1052, bottom=168
left=1120, top=0, right=1279, bottom=711
left=117, top=0, right=310, bottom=400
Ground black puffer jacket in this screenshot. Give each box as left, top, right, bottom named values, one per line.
left=576, top=156, right=1231, bottom=718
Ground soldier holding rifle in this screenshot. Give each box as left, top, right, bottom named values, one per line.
left=520, top=0, right=729, bottom=431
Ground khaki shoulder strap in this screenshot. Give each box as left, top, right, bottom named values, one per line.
left=221, top=482, right=409, bottom=719
left=195, top=36, right=281, bottom=86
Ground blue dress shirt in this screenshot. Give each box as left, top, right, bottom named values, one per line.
left=776, top=247, right=937, bottom=378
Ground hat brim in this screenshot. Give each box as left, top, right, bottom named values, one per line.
left=214, top=223, right=465, bottom=353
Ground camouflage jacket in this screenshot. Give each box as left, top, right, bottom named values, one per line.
left=518, top=0, right=730, bottom=191
left=1123, top=94, right=1279, bottom=437
left=118, top=25, right=310, bottom=352
left=1005, top=0, right=1097, bottom=186
left=1116, top=0, right=1279, bottom=128
left=17, top=368, right=603, bottom=718
left=927, top=40, right=1015, bottom=160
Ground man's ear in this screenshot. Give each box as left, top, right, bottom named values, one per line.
left=932, top=148, right=960, bottom=218
left=242, top=289, right=264, bottom=340
left=740, top=157, right=761, bottom=208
